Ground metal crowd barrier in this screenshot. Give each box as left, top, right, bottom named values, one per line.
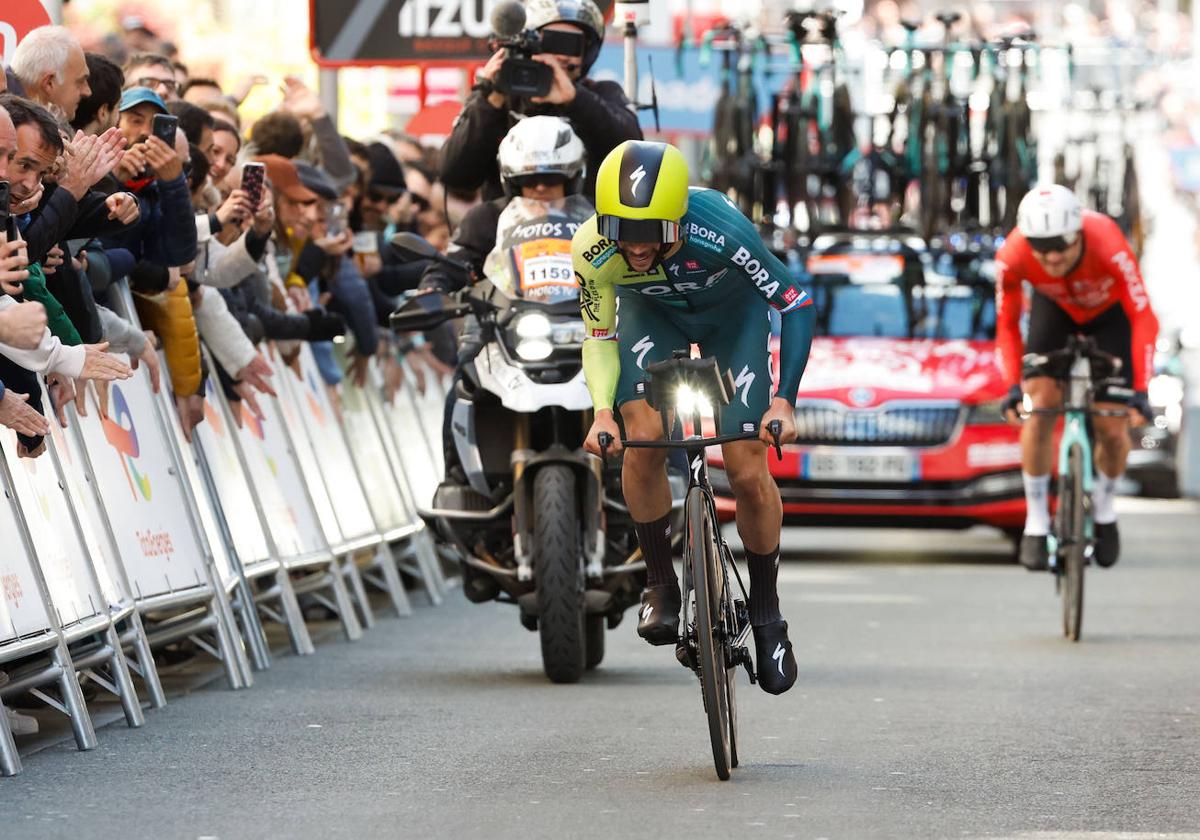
left=0, top=282, right=449, bottom=776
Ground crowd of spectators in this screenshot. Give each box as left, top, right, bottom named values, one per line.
left=1, top=22, right=461, bottom=460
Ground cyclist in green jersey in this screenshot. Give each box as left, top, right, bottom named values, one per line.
left=573, top=141, right=816, bottom=695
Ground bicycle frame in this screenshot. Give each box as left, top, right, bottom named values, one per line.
left=1046, top=353, right=1096, bottom=564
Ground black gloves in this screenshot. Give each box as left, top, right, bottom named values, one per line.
left=303, top=307, right=346, bottom=342
left=1001, top=384, right=1024, bottom=418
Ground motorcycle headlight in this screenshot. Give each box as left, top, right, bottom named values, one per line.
left=514, top=312, right=552, bottom=339
left=515, top=338, right=554, bottom=361
left=965, top=398, right=1006, bottom=425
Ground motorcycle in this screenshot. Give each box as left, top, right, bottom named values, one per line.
left=389, top=196, right=682, bottom=683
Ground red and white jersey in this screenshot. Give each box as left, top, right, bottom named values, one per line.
left=995, top=211, right=1159, bottom=390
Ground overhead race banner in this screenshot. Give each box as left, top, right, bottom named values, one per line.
left=74, top=368, right=210, bottom=599
left=311, top=0, right=499, bottom=65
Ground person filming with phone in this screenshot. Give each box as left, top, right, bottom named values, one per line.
left=440, top=0, right=641, bottom=203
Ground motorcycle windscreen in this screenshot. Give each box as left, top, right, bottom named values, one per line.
left=484, top=195, right=595, bottom=304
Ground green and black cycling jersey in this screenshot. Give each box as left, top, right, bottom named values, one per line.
left=571, top=188, right=815, bottom=414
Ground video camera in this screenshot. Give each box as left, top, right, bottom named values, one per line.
left=490, top=0, right=587, bottom=99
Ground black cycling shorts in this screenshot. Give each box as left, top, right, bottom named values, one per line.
left=1024, top=293, right=1134, bottom=403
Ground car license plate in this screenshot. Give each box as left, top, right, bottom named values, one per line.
left=803, top=450, right=917, bottom=482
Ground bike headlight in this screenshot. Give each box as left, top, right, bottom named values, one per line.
left=514, top=312, right=552, bottom=340
left=676, top=384, right=713, bottom=417
left=965, top=398, right=1005, bottom=425
left=515, top=338, right=554, bottom=361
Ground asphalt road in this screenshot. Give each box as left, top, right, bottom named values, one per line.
left=3, top=498, right=1199, bottom=840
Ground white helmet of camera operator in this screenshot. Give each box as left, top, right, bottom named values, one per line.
left=498, top=115, right=586, bottom=195
left=1016, top=184, right=1083, bottom=240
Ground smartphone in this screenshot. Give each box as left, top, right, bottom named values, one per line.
left=326, top=203, right=347, bottom=237
left=242, top=162, right=266, bottom=211
left=151, top=113, right=179, bottom=146
left=0, top=181, right=10, bottom=237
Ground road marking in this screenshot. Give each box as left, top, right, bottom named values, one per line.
left=797, top=593, right=923, bottom=604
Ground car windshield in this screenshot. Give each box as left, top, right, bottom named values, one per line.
left=805, top=249, right=996, bottom=340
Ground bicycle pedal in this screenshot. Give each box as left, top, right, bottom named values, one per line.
left=675, top=641, right=698, bottom=672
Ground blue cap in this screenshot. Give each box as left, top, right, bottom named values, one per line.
left=118, top=86, right=168, bottom=114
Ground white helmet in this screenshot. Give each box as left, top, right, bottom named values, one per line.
left=498, top=116, right=585, bottom=196
left=1017, top=184, right=1083, bottom=243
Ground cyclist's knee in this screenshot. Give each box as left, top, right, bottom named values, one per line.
left=1093, top=411, right=1129, bottom=450
left=1023, top=377, right=1062, bottom=409
left=724, top=452, right=773, bottom=504
left=620, top=400, right=666, bottom=443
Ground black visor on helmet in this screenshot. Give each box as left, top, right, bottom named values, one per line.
left=1026, top=231, right=1079, bottom=254
left=596, top=215, right=681, bottom=244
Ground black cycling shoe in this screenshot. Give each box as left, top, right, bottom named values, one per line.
left=636, top=584, right=682, bottom=646
left=753, top=620, right=797, bottom=695
left=1094, top=521, right=1120, bottom=568
left=1019, top=535, right=1050, bottom=571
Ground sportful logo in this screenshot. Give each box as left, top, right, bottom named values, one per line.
left=733, top=365, right=755, bottom=407
left=632, top=335, right=655, bottom=369
left=629, top=164, right=647, bottom=197
left=100, top=385, right=151, bottom=501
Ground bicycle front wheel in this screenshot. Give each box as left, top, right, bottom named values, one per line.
left=1061, top=444, right=1087, bottom=641
left=686, top=486, right=732, bottom=780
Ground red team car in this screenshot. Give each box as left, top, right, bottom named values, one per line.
left=710, top=232, right=1026, bottom=542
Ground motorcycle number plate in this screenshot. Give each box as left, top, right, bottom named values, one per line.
left=515, top=240, right=577, bottom=302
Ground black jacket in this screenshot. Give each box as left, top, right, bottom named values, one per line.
left=439, top=79, right=641, bottom=202
left=419, top=198, right=505, bottom=293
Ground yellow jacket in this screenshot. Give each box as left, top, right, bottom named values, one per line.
left=134, top=283, right=202, bottom=395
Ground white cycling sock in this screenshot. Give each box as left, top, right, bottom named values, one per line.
left=1092, top=471, right=1120, bottom=525
left=1023, top=472, right=1051, bottom=536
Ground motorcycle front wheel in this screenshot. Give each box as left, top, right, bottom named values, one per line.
left=534, top=465, right=586, bottom=683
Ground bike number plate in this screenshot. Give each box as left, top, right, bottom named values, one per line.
left=802, top=449, right=918, bottom=482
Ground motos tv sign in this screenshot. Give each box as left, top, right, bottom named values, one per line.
left=310, top=0, right=500, bottom=65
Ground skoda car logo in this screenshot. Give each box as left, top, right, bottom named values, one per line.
left=848, top=387, right=876, bottom=407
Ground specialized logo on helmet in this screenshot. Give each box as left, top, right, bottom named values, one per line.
left=618, top=146, right=663, bottom=208
left=629, top=165, right=647, bottom=197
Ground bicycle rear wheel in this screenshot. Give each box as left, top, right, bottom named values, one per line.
left=1060, top=445, right=1086, bottom=641
left=686, top=486, right=732, bottom=780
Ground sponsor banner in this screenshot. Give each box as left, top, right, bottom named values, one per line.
left=281, top=346, right=377, bottom=542
left=74, top=363, right=209, bottom=598
left=0, top=453, right=53, bottom=643
left=339, top=364, right=410, bottom=532
left=270, top=348, right=346, bottom=547
left=1, top=428, right=101, bottom=628
left=51, top=400, right=127, bottom=608
left=228, top=371, right=328, bottom=561
left=383, top=363, right=445, bottom=509
left=311, top=0, right=499, bottom=65
left=192, top=375, right=272, bottom=570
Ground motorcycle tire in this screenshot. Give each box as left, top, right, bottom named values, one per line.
left=585, top=614, right=605, bottom=670
left=533, top=465, right=586, bottom=683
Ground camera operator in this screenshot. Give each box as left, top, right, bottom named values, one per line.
left=439, top=0, right=641, bottom=202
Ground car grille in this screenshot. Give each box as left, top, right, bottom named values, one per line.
left=794, top=402, right=962, bottom=447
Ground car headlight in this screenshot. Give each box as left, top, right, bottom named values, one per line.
left=965, top=398, right=1006, bottom=425
left=515, top=338, right=554, bottom=361
left=514, top=312, right=552, bottom=339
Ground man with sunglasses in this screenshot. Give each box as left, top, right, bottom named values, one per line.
left=996, top=184, right=1159, bottom=571
left=123, top=53, right=180, bottom=103
left=417, top=117, right=586, bottom=521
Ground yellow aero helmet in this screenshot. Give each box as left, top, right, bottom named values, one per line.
left=595, top=141, right=689, bottom=244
